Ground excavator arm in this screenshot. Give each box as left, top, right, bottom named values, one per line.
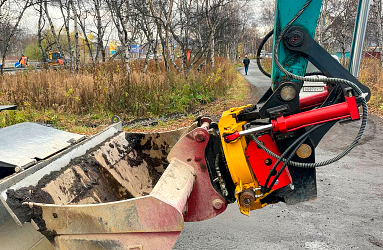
left=213, top=0, right=370, bottom=215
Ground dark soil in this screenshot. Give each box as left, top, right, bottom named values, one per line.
left=123, top=112, right=198, bottom=129
left=5, top=133, right=121, bottom=223
left=5, top=127, right=179, bottom=230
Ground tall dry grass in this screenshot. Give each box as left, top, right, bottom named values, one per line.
left=0, top=58, right=236, bottom=118
left=359, top=58, right=383, bottom=113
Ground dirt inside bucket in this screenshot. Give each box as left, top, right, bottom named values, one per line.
left=6, top=126, right=194, bottom=224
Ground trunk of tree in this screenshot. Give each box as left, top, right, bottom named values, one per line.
left=76, top=3, right=94, bottom=63
left=154, top=33, right=159, bottom=70
left=181, top=0, right=192, bottom=73
left=95, top=0, right=105, bottom=62
left=161, top=41, right=168, bottom=70
left=209, top=31, right=215, bottom=68
left=45, top=0, right=66, bottom=61
left=124, top=46, right=131, bottom=76
left=375, top=0, right=383, bottom=66
left=37, top=0, right=45, bottom=62
left=164, top=0, right=174, bottom=71
left=79, top=22, right=94, bottom=63
left=149, top=0, right=174, bottom=71
left=205, top=0, right=215, bottom=68
left=59, top=0, right=73, bottom=67
left=226, top=44, right=230, bottom=59
left=105, top=0, right=131, bottom=75
left=71, top=0, right=80, bottom=71
left=142, top=43, right=151, bottom=73
left=141, top=8, right=154, bottom=74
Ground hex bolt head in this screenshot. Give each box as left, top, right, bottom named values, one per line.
left=286, top=30, right=304, bottom=47
left=213, top=199, right=224, bottom=210
left=264, top=158, right=272, bottom=166
left=239, top=189, right=255, bottom=208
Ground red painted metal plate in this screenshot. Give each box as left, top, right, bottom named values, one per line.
left=167, top=128, right=227, bottom=222
left=246, top=134, right=292, bottom=190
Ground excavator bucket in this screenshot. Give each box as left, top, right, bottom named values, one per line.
left=0, top=119, right=227, bottom=250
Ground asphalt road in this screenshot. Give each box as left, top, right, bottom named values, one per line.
left=174, top=63, right=383, bottom=249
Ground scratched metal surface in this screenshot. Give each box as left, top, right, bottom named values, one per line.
left=0, top=122, right=85, bottom=169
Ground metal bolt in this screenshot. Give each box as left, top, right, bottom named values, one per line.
left=279, top=85, right=297, bottom=102
left=296, top=143, right=312, bottom=159
left=200, top=117, right=212, bottom=130
left=264, top=158, right=272, bottom=166
left=213, top=199, right=224, bottom=210
left=239, top=189, right=255, bottom=208
left=286, top=30, right=304, bottom=47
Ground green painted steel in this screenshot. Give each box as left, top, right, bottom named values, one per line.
left=271, top=0, right=323, bottom=90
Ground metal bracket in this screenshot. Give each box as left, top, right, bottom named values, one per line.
left=283, top=26, right=371, bottom=101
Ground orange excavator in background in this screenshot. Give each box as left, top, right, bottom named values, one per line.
left=45, top=51, right=64, bottom=66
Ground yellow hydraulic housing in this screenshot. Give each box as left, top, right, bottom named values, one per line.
left=218, top=105, right=269, bottom=215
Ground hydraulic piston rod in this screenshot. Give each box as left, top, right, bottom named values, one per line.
left=224, top=96, right=359, bottom=142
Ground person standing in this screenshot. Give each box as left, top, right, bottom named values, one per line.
left=243, top=55, right=250, bottom=75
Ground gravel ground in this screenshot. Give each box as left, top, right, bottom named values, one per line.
left=174, top=62, right=383, bottom=250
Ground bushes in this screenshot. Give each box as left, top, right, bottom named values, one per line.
left=0, top=58, right=235, bottom=119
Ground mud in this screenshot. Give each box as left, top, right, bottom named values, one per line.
left=6, top=187, right=54, bottom=224
left=123, top=113, right=196, bottom=128
left=5, top=126, right=192, bottom=232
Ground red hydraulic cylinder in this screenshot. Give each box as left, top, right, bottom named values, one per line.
left=300, top=87, right=329, bottom=109
left=272, top=96, right=359, bottom=133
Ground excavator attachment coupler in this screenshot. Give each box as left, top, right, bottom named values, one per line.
left=0, top=120, right=227, bottom=250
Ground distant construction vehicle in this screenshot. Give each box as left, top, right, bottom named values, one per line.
left=45, top=52, right=64, bottom=66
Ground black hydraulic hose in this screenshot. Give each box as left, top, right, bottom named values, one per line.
left=256, top=30, right=273, bottom=78
left=272, top=0, right=368, bottom=168
left=265, top=124, right=327, bottom=193
left=260, top=123, right=326, bottom=193
left=255, top=31, right=327, bottom=79
left=251, top=0, right=368, bottom=170
left=304, top=72, right=326, bottom=76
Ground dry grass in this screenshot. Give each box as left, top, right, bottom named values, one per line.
left=359, top=58, right=383, bottom=117
left=124, top=67, right=250, bottom=133
left=0, top=59, right=235, bottom=117
left=260, top=58, right=272, bottom=74
left=0, top=57, right=245, bottom=133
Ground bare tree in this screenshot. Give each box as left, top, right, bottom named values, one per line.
left=76, top=1, right=94, bottom=62
left=149, top=0, right=174, bottom=71
left=106, top=0, right=138, bottom=75
left=70, top=0, right=80, bottom=70
left=45, top=0, right=66, bottom=62
left=37, top=0, right=46, bottom=61
left=57, top=0, right=74, bottom=67
left=0, top=0, right=31, bottom=73
left=86, top=0, right=110, bottom=62
left=370, top=0, right=383, bottom=66
left=131, top=0, right=156, bottom=73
